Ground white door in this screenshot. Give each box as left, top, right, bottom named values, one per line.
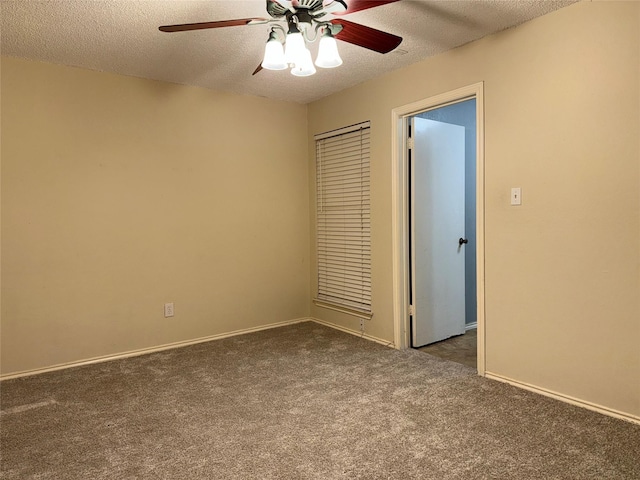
left=411, top=117, right=466, bottom=347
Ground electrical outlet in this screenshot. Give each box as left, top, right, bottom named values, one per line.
left=164, top=303, right=174, bottom=318
left=360, top=318, right=365, bottom=331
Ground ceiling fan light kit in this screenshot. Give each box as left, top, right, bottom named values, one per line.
left=159, top=0, right=402, bottom=78
left=263, top=22, right=341, bottom=76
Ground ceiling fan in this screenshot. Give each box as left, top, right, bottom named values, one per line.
left=159, top=0, right=403, bottom=77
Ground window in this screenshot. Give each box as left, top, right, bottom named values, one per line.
left=314, top=121, right=372, bottom=319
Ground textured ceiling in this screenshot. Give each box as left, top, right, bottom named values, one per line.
left=1, top=0, right=577, bottom=104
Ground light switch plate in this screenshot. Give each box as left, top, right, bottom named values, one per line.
left=511, top=187, right=522, bottom=206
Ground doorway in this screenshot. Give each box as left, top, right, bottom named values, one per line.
left=391, top=83, right=485, bottom=374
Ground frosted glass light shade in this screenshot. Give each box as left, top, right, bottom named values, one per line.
left=261, top=37, right=287, bottom=70
left=284, top=31, right=306, bottom=66
left=315, top=34, right=342, bottom=68
left=291, top=48, right=316, bottom=77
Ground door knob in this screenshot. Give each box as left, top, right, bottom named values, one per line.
left=458, top=237, right=468, bottom=246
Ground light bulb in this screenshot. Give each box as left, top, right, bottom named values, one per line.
left=291, top=48, right=316, bottom=77
left=315, top=31, right=342, bottom=68
left=284, top=31, right=306, bottom=66
left=261, top=33, right=287, bottom=70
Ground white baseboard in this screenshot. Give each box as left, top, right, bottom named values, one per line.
left=0, top=318, right=311, bottom=381
left=465, top=322, right=477, bottom=331
left=485, top=372, right=640, bottom=426
left=310, top=317, right=395, bottom=348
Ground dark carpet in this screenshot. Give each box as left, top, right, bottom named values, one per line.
left=1, top=322, right=639, bottom=479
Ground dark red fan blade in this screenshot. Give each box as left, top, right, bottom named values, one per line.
left=331, top=19, right=402, bottom=53
left=159, top=18, right=267, bottom=33
left=333, top=0, right=401, bottom=16
left=252, top=64, right=264, bottom=76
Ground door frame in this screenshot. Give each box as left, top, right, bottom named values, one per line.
left=391, top=82, right=486, bottom=375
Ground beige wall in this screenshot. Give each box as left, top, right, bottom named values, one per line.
left=308, top=1, right=640, bottom=417
left=1, top=58, right=310, bottom=375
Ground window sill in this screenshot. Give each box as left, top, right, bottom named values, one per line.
left=313, top=299, right=373, bottom=320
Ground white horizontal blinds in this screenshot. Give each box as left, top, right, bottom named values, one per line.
left=316, top=122, right=371, bottom=313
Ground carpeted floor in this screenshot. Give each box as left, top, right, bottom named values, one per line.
left=1, top=322, right=639, bottom=479
left=417, top=329, right=477, bottom=368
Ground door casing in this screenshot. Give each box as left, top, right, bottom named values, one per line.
left=391, top=82, right=485, bottom=375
